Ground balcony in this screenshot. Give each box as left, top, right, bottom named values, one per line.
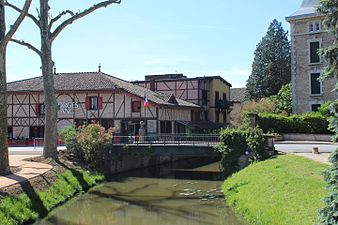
left=215, top=99, right=233, bottom=110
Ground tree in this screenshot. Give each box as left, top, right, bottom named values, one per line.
left=246, top=19, right=291, bottom=100
left=317, top=0, right=338, bottom=224
left=0, top=0, right=32, bottom=173
left=270, top=83, right=292, bottom=115
left=6, top=0, right=121, bottom=159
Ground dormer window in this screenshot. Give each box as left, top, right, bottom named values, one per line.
left=309, top=21, right=321, bottom=33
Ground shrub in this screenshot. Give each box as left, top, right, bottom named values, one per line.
left=242, top=98, right=276, bottom=114
left=60, top=124, right=113, bottom=172
left=257, top=112, right=331, bottom=134
left=214, top=127, right=268, bottom=177
left=76, top=123, right=113, bottom=172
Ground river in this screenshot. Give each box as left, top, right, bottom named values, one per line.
left=34, top=158, right=244, bottom=225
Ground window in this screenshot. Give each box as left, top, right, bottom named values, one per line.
left=132, top=101, right=141, bottom=112
left=309, top=23, right=314, bottom=32
left=202, top=90, right=207, bottom=106
left=309, top=21, right=321, bottom=32
left=37, top=104, right=45, bottom=115
left=310, top=73, right=322, bottom=95
left=215, top=91, right=219, bottom=106
left=223, top=93, right=227, bottom=101
left=160, top=121, right=172, bottom=134
left=89, top=96, right=98, bottom=110
left=315, top=22, right=321, bottom=31
left=29, top=126, right=44, bottom=139
left=215, top=110, right=220, bottom=123
left=8, top=127, right=13, bottom=139
left=310, top=41, right=320, bottom=63
left=311, top=104, right=321, bottom=112
left=150, top=81, right=155, bottom=91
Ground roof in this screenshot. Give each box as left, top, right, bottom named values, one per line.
left=7, top=72, right=200, bottom=108
left=133, top=75, right=232, bottom=87
left=230, top=88, right=246, bottom=102
left=286, top=0, right=320, bottom=21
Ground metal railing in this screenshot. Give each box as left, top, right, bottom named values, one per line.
left=113, top=134, right=221, bottom=145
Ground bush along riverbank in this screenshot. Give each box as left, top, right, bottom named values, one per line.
left=222, top=155, right=329, bottom=225
left=0, top=163, right=104, bottom=225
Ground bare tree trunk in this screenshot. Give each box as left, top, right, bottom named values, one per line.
left=0, top=48, right=9, bottom=174
left=0, top=1, right=9, bottom=173
left=40, top=0, right=58, bottom=159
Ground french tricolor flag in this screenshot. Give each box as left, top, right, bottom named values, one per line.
left=144, top=96, right=149, bottom=108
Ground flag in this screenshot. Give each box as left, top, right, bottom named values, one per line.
left=144, top=96, right=149, bottom=108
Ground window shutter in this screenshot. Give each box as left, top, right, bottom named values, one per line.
left=98, top=97, right=103, bottom=110
left=85, top=96, right=90, bottom=110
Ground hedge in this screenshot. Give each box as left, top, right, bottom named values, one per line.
left=257, top=112, right=331, bottom=134
left=214, top=127, right=268, bottom=177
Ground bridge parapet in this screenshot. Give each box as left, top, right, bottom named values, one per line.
left=113, top=134, right=221, bottom=146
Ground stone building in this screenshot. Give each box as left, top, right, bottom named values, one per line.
left=7, top=72, right=200, bottom=141
left=286, top=0, right=337, bottom=114
left=133, top=74, right=232, bottom=130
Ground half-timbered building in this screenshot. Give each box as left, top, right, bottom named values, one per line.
left=132, top=74, right=232, bottom=129
left=7, top=72, right=200, bottom=140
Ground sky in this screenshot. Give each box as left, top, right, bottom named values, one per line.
left=5, top=0, right=301, bottom=87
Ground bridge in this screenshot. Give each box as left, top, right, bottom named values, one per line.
left=111, top=134, right=221, bottom=157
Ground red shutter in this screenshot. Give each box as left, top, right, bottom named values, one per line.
left=35, top=104, right=40, bottom=115
left=98, top=97, right=103, bottom=110
left=85, top=96, right=90, bottom=110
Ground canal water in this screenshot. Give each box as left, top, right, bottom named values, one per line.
left=34, top=158, right=244, bottom=225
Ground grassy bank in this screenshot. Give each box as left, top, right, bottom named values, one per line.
left=223, top=155, right=329, bottom=225
left=0, top=168, right=104, bottom=225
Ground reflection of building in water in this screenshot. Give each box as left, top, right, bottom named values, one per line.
left=7, top=71, right=200, bottom=140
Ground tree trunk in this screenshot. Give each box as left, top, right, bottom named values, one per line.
left=0, top=1, right=10, bottom=173
left=40, top=0, right=58, bottom=159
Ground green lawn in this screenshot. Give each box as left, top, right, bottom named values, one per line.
left=223, top=155, right=329, bottom=225
left=0, top=168, right=104, bottom=225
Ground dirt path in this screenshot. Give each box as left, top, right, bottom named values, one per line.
left=0, top=155, right=52, bottom=189
left=294, top=153, right=330, bottom=165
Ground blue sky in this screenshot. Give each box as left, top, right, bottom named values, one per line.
left=5, top=0, right=300, bottom=87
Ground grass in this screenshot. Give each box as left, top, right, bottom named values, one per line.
left=0, top=169, right=104, bottom=225
left=222, top=155, right=329, bottom=225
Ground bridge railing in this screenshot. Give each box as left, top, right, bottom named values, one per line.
left=112, top=134, right=221, bottom=145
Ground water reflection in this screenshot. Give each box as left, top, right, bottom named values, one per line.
left=34, top=159, right=244, bottom=225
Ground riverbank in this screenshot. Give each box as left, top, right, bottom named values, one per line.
left=0, top=155, right=104, bottom=225
left=222, top=155, right=329, bottom=225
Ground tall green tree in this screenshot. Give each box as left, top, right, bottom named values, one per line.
left=0, top=0, right=32, bottom=173
left=246, top=19, right=291, bottom=100
left=317, top=0, right=338, bottom=224
left=7, top=0, right=121, bottom=158
left=270, top=83, right=292, bottom=115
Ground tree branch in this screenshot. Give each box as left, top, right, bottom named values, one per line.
left=11, top=38, right=41, bottom=57
left=1, top=0, right=32, bottom=48
left=51, top=0, right=121, bottom=42
left=3, top=0, right=38, bottom=27
left=49, top=10, right=74, bottom=30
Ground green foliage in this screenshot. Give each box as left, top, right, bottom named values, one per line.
left=60, top=124, right=113, bottom=172
left=269, top=83, right=292, bottom=114
left=319, top=149, right=338, bottom=224
left=223, top=155, right=329, bottom=225
left=246, top=19, right=291, bottom=100
left=257, top=112, right=331, bottom=134
left=316, top=1, right=338, bottom=223
left=0, top=169, right=104, bottom=225
left=214, top=127, right=268, bottom=177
